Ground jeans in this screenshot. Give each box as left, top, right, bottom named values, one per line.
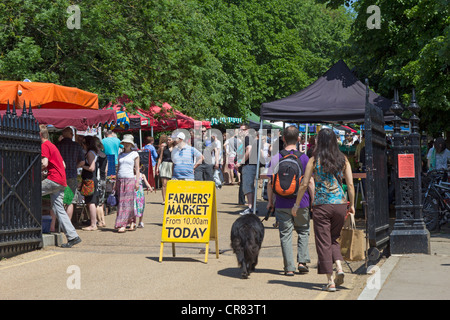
left=42, top=179, right=79, bottom=241
left=276, top=207, right=310, bottom=272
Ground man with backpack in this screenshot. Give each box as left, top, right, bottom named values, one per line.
left=267, top=125, right=313, bottom=276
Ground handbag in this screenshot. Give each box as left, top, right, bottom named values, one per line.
left=80, top=179, right=95, bottom=197
left=107, top=191, right=117, bottom=206
left=339, top=213, right=366, bottom=261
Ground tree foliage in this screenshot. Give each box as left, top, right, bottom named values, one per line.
left=0, top=0, right=351, bottom=120
left=341, top=0, right=449, bottom=136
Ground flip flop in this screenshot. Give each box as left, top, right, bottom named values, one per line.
left=298, top=263, right=309, bottom=273
left=335, top=270, right=345, bottom=286
left=82, top=226, right=98, bottom=231
left=322, top=283, right=336, bottom=292
left=284, top=271, right=295, bottom=276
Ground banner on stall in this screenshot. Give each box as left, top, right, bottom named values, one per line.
left=159, top=180, right=218, bottom=263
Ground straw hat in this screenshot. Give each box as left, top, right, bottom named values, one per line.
left=121, top=134, right=134, bottom=145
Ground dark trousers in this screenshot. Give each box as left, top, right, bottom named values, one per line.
left=312, top=204, right=347, bottom=274
left=194, top=163, right=214, bottom=181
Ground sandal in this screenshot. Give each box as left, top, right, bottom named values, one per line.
left=128, top=223, right=136, bottom=231
left=82, top=226, right=98, bottom=231
left=284, top=271, right=295, bottom=276
left=335, top=270, right=345, bottom=286
left=298, top=263, right=309, bottom=274
left=322, top=283, right=336, bottom=292
left=117, top=227, right=126, bottom=233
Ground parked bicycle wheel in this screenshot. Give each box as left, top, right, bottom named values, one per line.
left=423, top=192, right=440, bottom=231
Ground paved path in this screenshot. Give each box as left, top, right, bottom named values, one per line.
left=0, top=185, right=373, bottom=300
left=359, top=228, right=450, bottom=300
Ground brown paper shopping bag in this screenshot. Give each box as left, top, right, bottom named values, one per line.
left=339, top=213, right=366, bottom=261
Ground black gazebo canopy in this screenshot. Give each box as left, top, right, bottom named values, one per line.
left=260, top=60, right=393, bottom=123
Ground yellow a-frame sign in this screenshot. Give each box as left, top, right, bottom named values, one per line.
left=159, top=180, right=219, bottom=263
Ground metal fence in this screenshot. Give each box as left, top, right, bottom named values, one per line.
left=0, top=101, right=42, bottom=258
left=364, top=80, right=390, bottom=260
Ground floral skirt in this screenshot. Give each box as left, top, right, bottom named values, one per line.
left=115, top=178, right=136, bottom=228
left=135, top=184, right=145, bottom=217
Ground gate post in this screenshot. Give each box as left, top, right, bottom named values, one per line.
left=389, top=89, right=430, bottom=254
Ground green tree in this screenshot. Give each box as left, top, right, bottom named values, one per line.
left=199, top=0, right=352, bottom=118
left=340, top=0, right=449, bottom=136
left=0, top=0, right=352, bottom=121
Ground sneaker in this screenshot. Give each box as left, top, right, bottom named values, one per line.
left=240, top=208, right=258, bottom=215
left=138, top=222, right=144, bottom=228
left=61, top=236, right=81, bottom=248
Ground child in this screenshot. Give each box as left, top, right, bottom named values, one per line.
left=135, top=172, right=154, bottom=228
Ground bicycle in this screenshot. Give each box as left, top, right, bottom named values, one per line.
left=422, top=169, right=450, bottom=231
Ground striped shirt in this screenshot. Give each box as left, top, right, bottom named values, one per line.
left=171, top=144, right=202, bottom=180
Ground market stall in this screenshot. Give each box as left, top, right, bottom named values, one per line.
left=0, top=106, right=116, bottom=131
left=0, top=81, right=116, bottom=131
left=0, top=81, right=98, bottom=110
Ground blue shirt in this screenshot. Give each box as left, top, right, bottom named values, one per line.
left=102, top=137, right=122, bottom=165
left=171, top=144, right=202, bottom=180
left=143, top=144, right=158, bottom=167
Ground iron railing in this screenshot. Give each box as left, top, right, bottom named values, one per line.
left=0, top=101, right=42, bottom=258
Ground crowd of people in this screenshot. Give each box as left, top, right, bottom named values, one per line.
left=40, top=121, right=448, bottom=291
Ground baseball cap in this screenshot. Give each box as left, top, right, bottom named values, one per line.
left=176, top=132, right=185, bottom=140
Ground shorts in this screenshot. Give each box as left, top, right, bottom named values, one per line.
left=242, top=164, right=257, bottom=195
left=66, top=178, right=79, bottom=204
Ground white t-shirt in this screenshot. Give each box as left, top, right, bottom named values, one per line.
left=117, top=151, right=139, bottom=178
left=213, top=139, right=222, bottom=163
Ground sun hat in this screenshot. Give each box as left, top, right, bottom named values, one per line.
left=121, top=134, right=134, bottom=145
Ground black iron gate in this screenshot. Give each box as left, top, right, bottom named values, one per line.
left=0, top=102, right=42, bottom=258
left=364, top=80, right=390, bottom=257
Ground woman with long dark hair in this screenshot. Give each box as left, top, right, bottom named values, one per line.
left=292, top=128, right=355, bottom=292
left=155, top=134, right=173, bottom=204
left=80, top=135, right=99, bottom=231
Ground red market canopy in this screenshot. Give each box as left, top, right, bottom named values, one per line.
left=0, top=81, right=98, bottom=110
left=105, top=96, right=210, bottom=131
left=104, top=96, right=175, bottom=132
left=336, top=125, right=357, bottom=133
left=0, top=107, right=116, bottom=131
left=148, top=102, right=210, bottom=130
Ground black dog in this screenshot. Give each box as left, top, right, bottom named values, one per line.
left=230, top=214, right=264, bottom=279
